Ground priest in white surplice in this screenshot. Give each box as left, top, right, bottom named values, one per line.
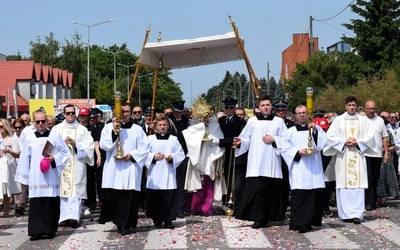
left=99, top=104, right=150, bottom=235
left=233, top=95, right=287, bottom=229
left=51, top=105, right=94, bottom=228
left=15, top=110, right=70, bottom=241
left=183, top=115, right=226, bottom=216
left=323, top=96, right=375, bottom=224
left=145, top=116, right=185, bottom=229
left=281, top=105, right=327, bottom=233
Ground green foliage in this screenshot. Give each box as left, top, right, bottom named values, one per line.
left=343, top=0, right=400, bottom=75
left=315, top=70, right=400, bottom=113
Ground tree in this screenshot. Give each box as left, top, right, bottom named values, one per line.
left=29, top=32, right=60, bottom=66
left=343, top=0, right=400, bottom=75
left=284, top=51, right=367, bottom=110
left=315, top=70, right=400, bottom=113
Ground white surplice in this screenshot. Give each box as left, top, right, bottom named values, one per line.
left=235, top=115, right=287, bottom=178
left=281, top=125, right=327, bottom=190
left=145, top=134, right=185, bottom=190
left=15, top=131, right=70, bottom=198
left=100, top=122, right=150, bottom=191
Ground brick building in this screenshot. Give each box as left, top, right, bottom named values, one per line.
left=280, top=33, right=319, bottom=83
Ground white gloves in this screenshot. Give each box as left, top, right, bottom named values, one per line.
left=211, top=138, right=220, bottom=147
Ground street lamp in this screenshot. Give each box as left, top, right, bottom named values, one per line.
left=103, top=48, right=133, bottom=93
left=137, top=73, right=153, bottom=107
left=118, top=63, right=135, bottom=97
left=71, top=19, right=114, bottom=108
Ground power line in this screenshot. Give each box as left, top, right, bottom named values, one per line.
left=313, top=0, right=356, bottom=22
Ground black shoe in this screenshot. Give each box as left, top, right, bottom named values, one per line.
left=15, top=206, right=25, bottom=216
left=276, top=214, right=286, bottom=221
left=30, top=234, right=42, bottom=241
left=365, top=204, right=375, bottom=211
left=164, top=221, right=175, bottom=229
left=154, top=222, right=162, bottom=227
left=342, top=218, right=354, bottom=223
left=201, top=212, right=210, bottom=217
left=177, top=213, right=185, bottom=218
left=42, top=233, right=55, bottom=239
left=251, top=222, right=265, bottom=229
left=353, top=218, right=361, bottom=224
left=58, top=220, right=69, bottom=227
left=323, top=208, right=333, bottom=218
left=298, top=224, right=307, bottom=233
left=120, top=227, right=131, bottom=235
left=68, top=219, right=79, bottom=229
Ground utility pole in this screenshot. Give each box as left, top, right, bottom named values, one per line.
left=310, top=16, right=314, bottom=57
left=267, top=62, right=270, bottom=95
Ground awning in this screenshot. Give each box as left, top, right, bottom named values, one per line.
left=137, top=32, right=244, bottom=69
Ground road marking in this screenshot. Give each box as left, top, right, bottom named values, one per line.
left=0, top=222, right=28, bottom=249
left=304, top=224, right=361, bottom=249
left=363, top=218, right=400, bottom=246
left=220, top=218, right=272, bottom=248
left=144, top=218, right=187, bottom=249
left=58, top=221, right=114, bottom=250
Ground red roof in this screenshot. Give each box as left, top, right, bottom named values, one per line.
left=0, top=61, right=74, bottom=113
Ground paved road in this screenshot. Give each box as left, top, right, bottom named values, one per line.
left=0, top=199, right=399, bottom=249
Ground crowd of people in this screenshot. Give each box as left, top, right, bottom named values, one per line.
left=1, top=94, right=399, bottom=241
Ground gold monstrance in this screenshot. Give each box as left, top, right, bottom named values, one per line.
left=306, top=87, right=316, bottom=154
left=191, top=96, right=212, bottom=142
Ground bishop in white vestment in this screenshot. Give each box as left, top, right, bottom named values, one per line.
left=323, top=96, right=375, bottom=223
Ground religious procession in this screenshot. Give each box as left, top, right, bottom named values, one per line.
left=1, top=9, right=400, bottom=249
left=1, top=89, right=399, bottom=244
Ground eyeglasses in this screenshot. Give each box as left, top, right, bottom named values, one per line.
left=132, top=111, right=142, bottom=114
left=225, top=106, right=235, bottom=110
left=65, top=112, right=76, bottom=116
left=35, top=120, right=46, bottom=124
left=390, top=116, right=397, bottom=119
left=14, top=126, right=22, bottom=130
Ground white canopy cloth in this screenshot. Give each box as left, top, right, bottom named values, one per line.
left=137, top=32, right=244, bottom=69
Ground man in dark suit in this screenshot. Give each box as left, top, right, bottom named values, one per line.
left=85, top=108, right=105, bottom=213
left=213, top=98, right=247, bottom=211
left=274, top=100, right=295, bottom=221
left=167, top=101, right=189, bottom=218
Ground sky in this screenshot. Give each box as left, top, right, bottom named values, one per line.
left=0, top=0, right=357, bottom=107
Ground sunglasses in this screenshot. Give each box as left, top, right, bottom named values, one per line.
left=35, top=120, right=46, bottom=124
left=225, top=106, right=235, bottom=110
left=132, top=111, right=142, bottom=114
left=14, top=126, right=23, bottom=130
left=65, top=112, right=76, bottom=116
left=0, top=125, right=3, bottom=129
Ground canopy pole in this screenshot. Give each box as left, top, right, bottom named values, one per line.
left=128, top=25, right=151, bottom=104
left=229, top=15, right=261, bottom=100
left=150, top=69, right=159, bottom=129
